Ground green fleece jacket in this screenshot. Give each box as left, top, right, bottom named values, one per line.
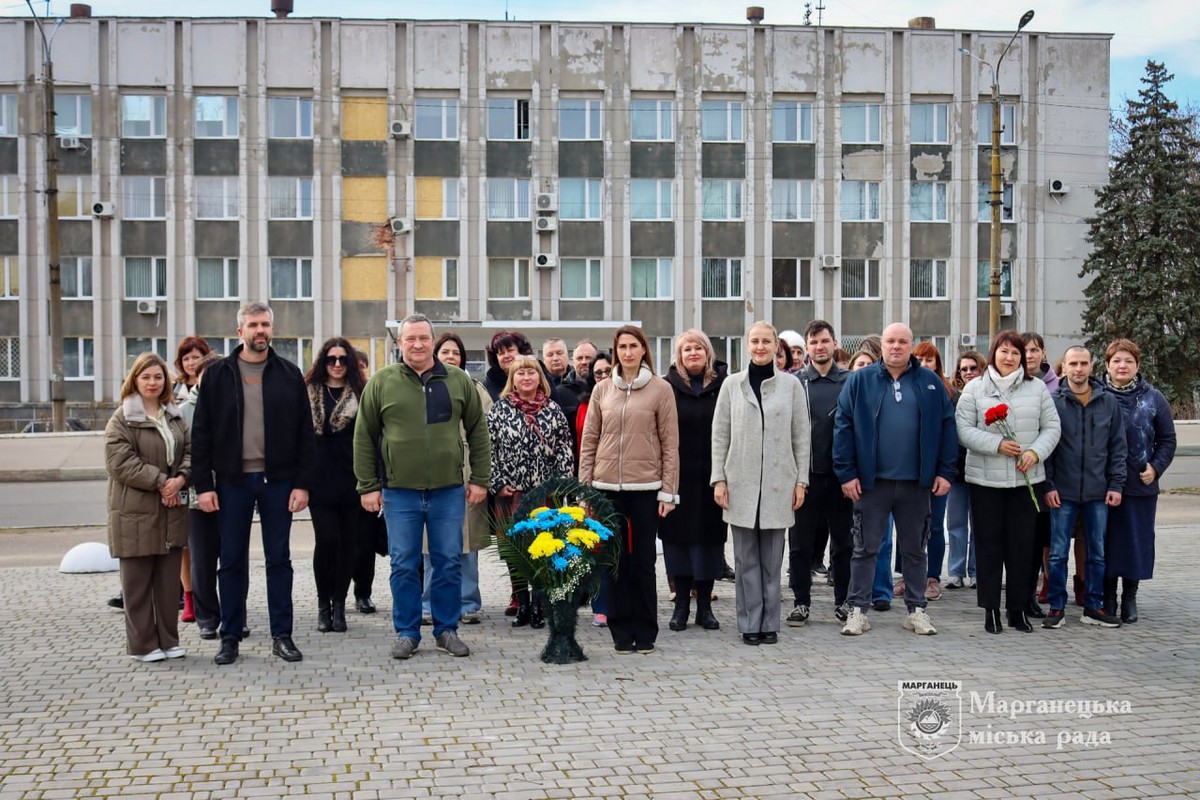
left=353, top=361, right=491, bottom=493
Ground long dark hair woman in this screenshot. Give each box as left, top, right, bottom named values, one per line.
left=172, top=335, right=212, bottom=624
left=944, top=350, right=987, bottom=591
left=304, top=337, right=367, bottom=633
left=913, top=341, right=956, bottom=602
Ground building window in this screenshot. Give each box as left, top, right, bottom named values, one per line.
left=978, top=103, right=1017, bottom=145
left=486, top=178, right=530, bottom=220
left=268, top=177, right=313, bottom=219
left=414, top=97, right=458, bottom=140
left=701, top=179, right=743, bottom=220
left=270, top=257, right=313, bottom=300
left=910, top=259, right=948, bottom=299
left=709, top=336, right=743, bottom=373
left=911, top=103, right=949, bottom=144
left=560, top=258, right=602, bottom=300
left=488, top=258, right=530, bottom=299
left=701, top=100, right=743, bottom=142
left=560, top=178, right=602, bottom=220
left=124, top=257, right=167, bottom=299
left=268, top=97, right=313, bottom=139
left=978, top=182, right=1014, bottom=222
left=55, top=95, right=92, bottom=136
left=62, top=257, right=92, bottom=299
left=842, top=102, right=882, bottom=144
left=911, top=181, right=949, bottom=222
left=125, top=337, right=168, bottom=370
left=842, top=180, right=881, bottom=221
left=772, top=101, right=814, bottom=143
left=0, top=256, right=17, bottom=298
left=195, top=96, right=239, bottom=138
left=630, top=179, right=672, bottom=220
left=916, top=335, right=951, bottom=362
left=631, top=257, right=672, bottom=299
left=487, top=98, right=530, bottom=141
left=0, top=94, right=16, bottom=136
left=121, top=95, right=167, bottom=138
left=197, top=257, right=239, bottom=299
left=64, top=337, right=94, bottom=379
left=977, top=260, right=1013, bottom=300
left=772, top=179, right=813, bottom=221
left=271, top=337, right=314, bottom=370
left=415, top=257, right=459, bottom=300
left=0, top=175, right=15, bottom=218
left=122, top=176, right=167, bottom=219
left=416, top=177, right=459, bottom=219
left=0, top=337, right=18, bottom=379
left=771, top=258, right=812, bottom=299
left=630, top=99, right=672, bottom=141
left=842, top=258, right=881, bottom=299
left=196, top=176, right=239, bottom=219
left=203, top=337, right=239, bottom=357
left=701, top=257, right=742, bottom=299
left=559, top=99, right=602, bottom=140
left=57, top=175, right=91, bottom=218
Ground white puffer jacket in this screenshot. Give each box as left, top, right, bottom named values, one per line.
left=956, top=369, right=1061, bottom=488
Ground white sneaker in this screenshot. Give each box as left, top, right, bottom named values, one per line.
left=163, top=646, right=187, bottom=659
left=944, top=575, right=964, bottom=589
left=903, top=608, right=938, bottom=635
left=964, top=576, right=977, bottom=588
left=841, top=607, right=871, bottom=636
left=131, top=649, right=166, bottom=662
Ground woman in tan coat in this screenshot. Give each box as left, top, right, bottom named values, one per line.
left=105, top=352, right=192, bottom=662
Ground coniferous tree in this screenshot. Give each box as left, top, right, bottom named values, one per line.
left=1080, top=60, right=1200, bottom=409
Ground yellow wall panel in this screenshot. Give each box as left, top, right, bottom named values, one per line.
left=341, top=256, right=388, bottom=300
left=415, top=177, right=443, bottom=219
left=342, top=96, right=388, bottom=141
left=342, top=177, right=388, bottom=222
left=414, top=256, right=445, bottom=300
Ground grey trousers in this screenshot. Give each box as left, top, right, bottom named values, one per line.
left=732, top=525, right=786, bottom=634
left=847, top=479, right=931, bottom=612
left=119, top=548, right=183, bottom=656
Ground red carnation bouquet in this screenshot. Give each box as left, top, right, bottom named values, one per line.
left=984, top=403, right=1040, bottom=511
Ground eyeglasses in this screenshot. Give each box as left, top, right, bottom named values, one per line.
left=593, top=368, right=612, bottom=377
left=893, top=379, right=903, bottom=403
left=325, top=355, right=349, bottom=366
left=959, top=366, right=980, bottom=374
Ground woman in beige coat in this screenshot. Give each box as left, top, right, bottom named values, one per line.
left=105, top=352, right=192, bottom=662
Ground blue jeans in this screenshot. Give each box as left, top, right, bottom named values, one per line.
left=1049, top=499, right=1108, bottom=611
left=872, top=515, right=895, bottom=602
left=421, top=551, right=482, bottom=616
left=927, top=491, right=948, bottom=581
left=216, top=473, right=294, bottom=640
left=945, top=482, right=976, bottom=579
left=382, top=486, right=465, bottom=641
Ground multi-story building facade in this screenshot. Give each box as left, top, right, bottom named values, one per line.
left=0, top=14, right=1111, bottom=411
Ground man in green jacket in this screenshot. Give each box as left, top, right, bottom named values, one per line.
left=354, top=314, right=491, bottom=660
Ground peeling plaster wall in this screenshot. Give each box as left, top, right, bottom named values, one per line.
left=771, top=30, right=821, bottom=94
left=628, top=27, right=678, bottom=92
left=486, top=24, right=534, bottom=90
left=700, top=27, right=749, bottom=93
left=558, top=26, right=607, bottom=90
left=840, top=30, right=887, bottom=94
left=414, top=25, right=462, bottom=90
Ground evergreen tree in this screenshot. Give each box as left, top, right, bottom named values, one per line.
left=1080, top=60, right=1200, bottom=409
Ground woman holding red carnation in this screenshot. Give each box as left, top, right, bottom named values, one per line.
left=956, top=330, right=1061, bottom=634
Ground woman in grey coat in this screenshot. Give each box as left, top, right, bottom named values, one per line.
left=712, top=321, right=811, bottom=645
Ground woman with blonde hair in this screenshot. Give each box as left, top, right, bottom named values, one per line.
left=105, top=352, right=191, bottom=661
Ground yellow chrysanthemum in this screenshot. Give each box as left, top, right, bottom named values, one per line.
left=529, top=506, right=551, bottom=518
left=527, top=531, right=565, bottom=559
left=566, top=528, right=600, bottom=548
left=560, top=506, right=586, bottom=522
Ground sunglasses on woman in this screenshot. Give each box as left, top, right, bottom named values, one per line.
left=325, top=355, right=349, bottom=366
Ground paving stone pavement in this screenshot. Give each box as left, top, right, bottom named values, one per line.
left=2, top=503, right=1200, bottom=799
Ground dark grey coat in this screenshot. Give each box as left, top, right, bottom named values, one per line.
left=1045, top=379, right=1128, bottom=503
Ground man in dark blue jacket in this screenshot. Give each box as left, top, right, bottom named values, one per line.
left=834, top=323, right=957, bottom=637
left=1043, top=346, right=1127, bottom=629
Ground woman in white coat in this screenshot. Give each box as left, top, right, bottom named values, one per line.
left=956, top=330, right=1061, bottom=634
left=711, top=321, right=811, bottom=645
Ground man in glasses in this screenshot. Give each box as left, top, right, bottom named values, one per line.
left=192, top=301, right=316, bottom=665
left=833, top=322, right=958, bottom=637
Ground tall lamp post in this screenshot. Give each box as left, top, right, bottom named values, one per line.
left=960, top=9, right=1034, bottom=342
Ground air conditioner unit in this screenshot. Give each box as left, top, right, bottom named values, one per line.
left=1047, top=178, right=1070, bottom=195
left=960, top=333, right=976, bottom=348
left=1000, top=302, right=1014, bottom=317
left=91, top=201, right=115, bottom=217
left=136, top=300, right=158, bottom=315
left=535, top=216, right=558, bottom=232
left=820, top=255, right=840, bottom=270
left=390, top=119, right=412, bottom=138
left=58, top=136, right=83, bottom=151
left=535, top=193, right=558, bottom=213
left=389, top=217, right=413, bottom=235
left=534, top=253, right=557, bottom=269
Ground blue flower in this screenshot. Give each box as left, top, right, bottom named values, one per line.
left=585, top=518, right=613, bottom=540
left=564, top=544, right=582, bottom=559
left=551, top=555, right=569, bottom=571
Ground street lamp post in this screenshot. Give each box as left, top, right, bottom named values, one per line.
left=961, top=9, right=1034, bottom=343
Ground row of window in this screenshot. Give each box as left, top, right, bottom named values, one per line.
left=0, top=92, right=1020, bottom=147
left=0, top=174, right=1015, bottom=223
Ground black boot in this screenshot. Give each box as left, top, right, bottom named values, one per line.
left=529, top=595, right=546, bottom=629
left=985, top=608, right=1003, bottom=634
left=1102, top=577, right=1119, bottom=617
left=669, top=576, right=692, bottom=631
left=1007, top=609, right=1033, bottom=632
left=317, top=598, right=332, bottom=632
left=1026, top=591, right=1046, bottom=619
left=1121, top=579, right=1139, bottom=624
left=693, top=580, right=719, bottom=630
left=512, top=589, right=531, bottom=627
left=331, top=597, right=347, bottom=632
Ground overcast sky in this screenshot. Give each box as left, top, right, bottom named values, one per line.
left=4, top=0, right=1196, bottom=111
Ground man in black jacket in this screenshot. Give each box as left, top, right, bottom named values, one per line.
left=192, top=302, right=316, bottom=665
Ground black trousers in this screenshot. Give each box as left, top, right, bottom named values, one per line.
left=353, top=507, right=383, bottom=599
left=604, top=490, right=660, bottom=648
left=789, top=473, right=853, bottom=606
left=188, top=508, right=221, bottom=630
left=969, top=483, right=1040, bottom=611
left=309, top=492, right=360, bottom=602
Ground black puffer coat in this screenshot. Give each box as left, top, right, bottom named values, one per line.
left=657, top=363, right=728, bottom=547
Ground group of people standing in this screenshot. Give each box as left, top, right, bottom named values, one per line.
left=104, top=301, right=1177, bottom=663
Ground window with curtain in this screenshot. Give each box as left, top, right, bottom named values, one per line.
left=978, top=103, right=1017, bottom=145
left=842, top=180, right=881, bottom=221
left=196, top=176, right=239, bottom=219
left=0, top=94, right=17, bottom=136
left=701, top=179, right=742, bottom=220
left=124, top=257, right=167, bottom=299
left=197, top=258, right=238, bottom=299
left=560, top=99, right=602, bottom=140
left=771, top=258, right=812, bottom=299
left=977, top=182, right=1014, bottom=221
left=121, top=95, right=167, bottom=137
left=487, top=178, right=530, bottom=219
left=910, top=259, right=948, bottom=299
left=560, top=258, right=602, bottom=300
left=911, top=182, right=949, bottom=222
left=560, top=178, right=601, bottom=220
left=63, top=337, right=94, bottom=379
left=772, top=179, right=813, bottom=221
left=772, top=101, right=813, bottom=143
left=911, top=103, right=949, bottom=144
left=488, top=258, right=530, bottom=299
left=701, top=100, right=743, bottom=142
left=56, top=176, right=91, bottom=218
left=268, top=97, right=313, bottom=138
left=61, top=257, right=92, bottom=299
left=841, top=259, right=880, bottom=299
left=122, top=176, right=166, bottom=219
left=269, top=177, right=313, bottom=219
left=55, top=95, right=92, bottom=136
left=270, top=258, right=313, bottom=300
left=0, top=256, right=17, bottom=298
left=842, top=102, right=881, bottom=143
left=977, top=260, right=1013, bottom=299
left=195, top=96, right=239, bottom=138
left=701, top=258, right=742, bottom=299
left=631, top=179, right=672, bottom=220
left=631, top=99, right=672, bottom=141
left=0, top=175, right=15, bottom=218
left=415, top=97, right=458, bottom=140
left=631, top=258, right=672, bottom=299
left=124, top=338, right=168, bottom=370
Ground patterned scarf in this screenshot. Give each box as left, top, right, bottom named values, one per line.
left=1103, top=373, right=1141, bottom=394
left=508, top=390, right=550, bottom=442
